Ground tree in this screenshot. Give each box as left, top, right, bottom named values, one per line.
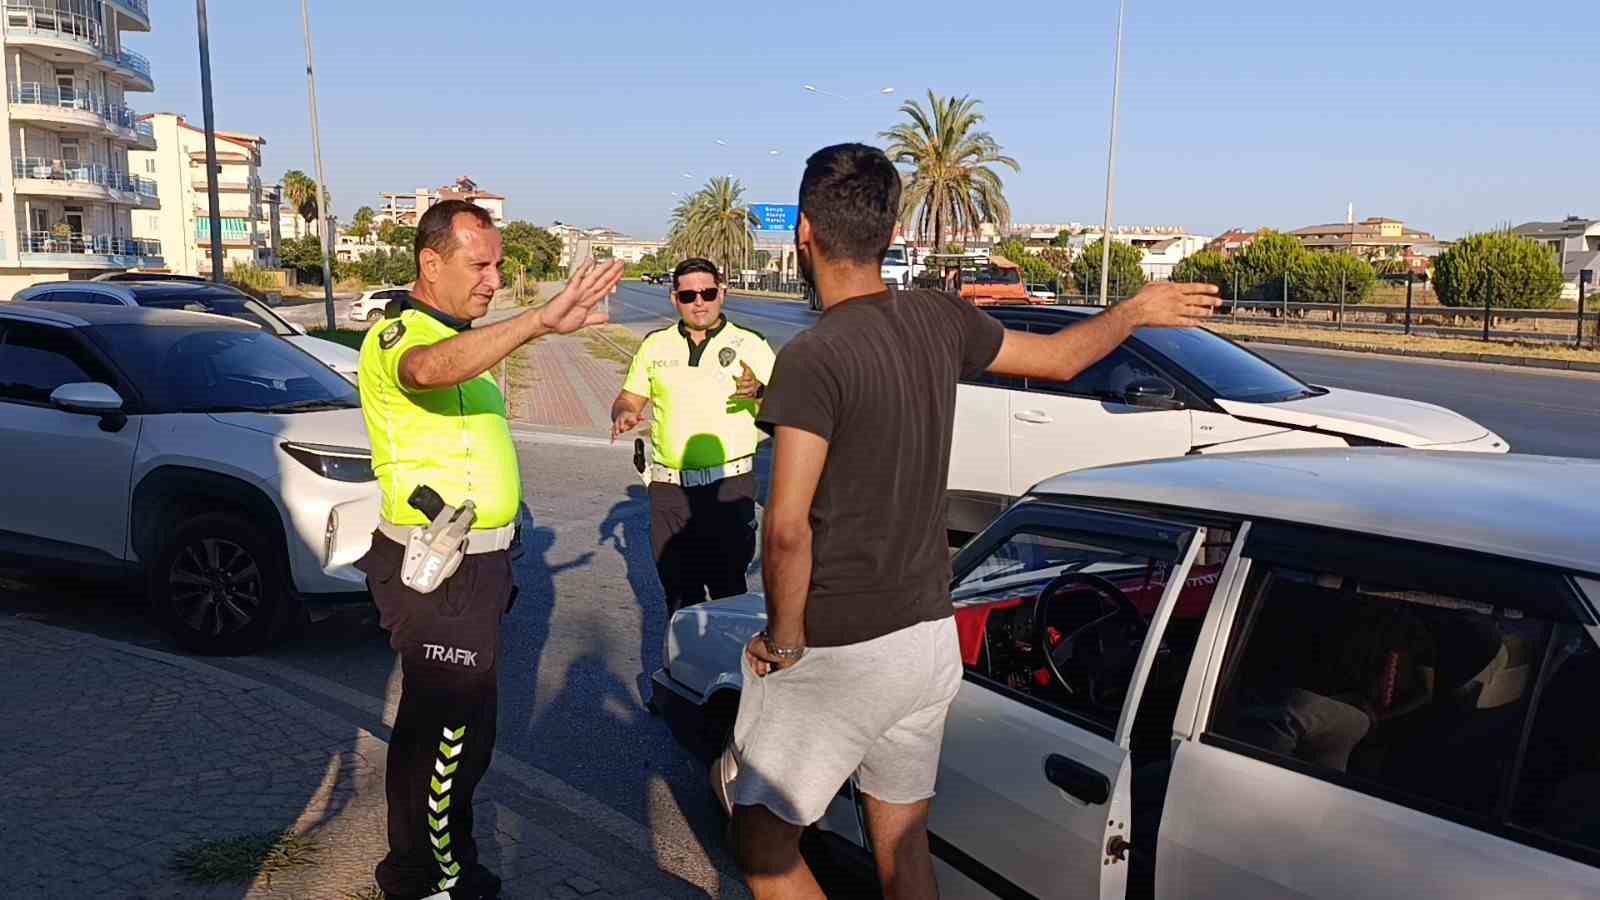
left=666, top=176, right=757, bottom=275
left=1233, top=230, right=1309, bottom=300
left=1433, top=231, right=1563, bottom=309
left=1171, top=250, right=1234, bottom=291
left=1039, top=248, right=1074, bottom=277
left=348, top=206, right=375, bottom=241
left=754, top=250, right=772, bottom=270
left=348, top=248, right=417, bottom=287
left=1051, top=229, right=1074, bottom=249
left=500, top=221, right=562, bottom=277
left=881, top=91, right=1019, bottom=253
left=1294, top=253, right=1376, bottom=304
left=377, top=221, right=416, bottom=250
left=280, top=170, right=321, bottom=227
left=280, top=234, right=333, bottom=283
left=1069, top=239, right=1145, bottom=299
left=993, top=238, right=1056, bottom=289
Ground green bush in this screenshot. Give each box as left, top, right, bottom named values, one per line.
left=226, top=262, right=278, bottom=294
left=1171, top=250, right=1233, bottom=291
left=1293, top=253, right=1376, bottom=304
left=1433, top=231, right=1563, bottom=309
left=347, top=248, right=416, bottom=288
left=1069, top=239, right=1146, bottom=298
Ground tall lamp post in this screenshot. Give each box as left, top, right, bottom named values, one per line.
left=301, top=0, right=335, bottom=330
left=1096, top=0, right=1128, bottom=306
left=195, top=0, right=224, bottom=282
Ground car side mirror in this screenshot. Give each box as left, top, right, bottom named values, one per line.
left=1122, top=378, right=1181, bottom=409
left=51, top=381, right=123, bottom=414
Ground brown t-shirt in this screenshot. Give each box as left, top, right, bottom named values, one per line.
left=757, top=288, right=1006, bottom=647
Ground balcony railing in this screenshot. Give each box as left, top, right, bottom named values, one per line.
left=9, top=83, right=153, bottom=141
left=23, top=230, right=161, bottom=259
left=3, top=2, right=105, bottom=53
left=13, top=156, right=160, bottom=198
left=109, top=0, right=149, bottom=20
left=115, top=48, right=150, bottom=79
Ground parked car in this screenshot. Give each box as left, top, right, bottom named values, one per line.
left=947, top=305, right=1508, bottom=540
left=350, top=286, right=413, bottom=323
left=0, top=303, right=380, bottom=654
left=653, top=449, right=1600, bottom=899
left=12, top=279, right=360, bottom=382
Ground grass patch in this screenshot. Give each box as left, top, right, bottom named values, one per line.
left=1212, top=321, right=1600, bottom=364
left=308, top=328, right=366, bottom=351
left=168, top=830, right=320, bottom=885
left=582, top=324, right=643, bottom=365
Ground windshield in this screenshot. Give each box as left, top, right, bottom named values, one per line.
left=1135, top=326, right=1315, bottom=403
left=972, top=267, right=1022, bottom=285
left=135, top=289, right=294, bottom=337
left=883, top=248, right=907, bottom=266
left=86, top=325, right=357, bottom=414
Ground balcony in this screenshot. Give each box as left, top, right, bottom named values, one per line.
left=13, top=157, right=160, bottom=207
left=107, top=0, right=150, bottom=31
left=9, top=84, right=157, bottom=148
left=20, top=230, right=162, bottom=269
left=112, top=47, right=153, bottom=91
left=3, top=2, right=106, bottom=61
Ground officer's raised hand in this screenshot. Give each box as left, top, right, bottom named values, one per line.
left=538, top=258, right=626, bottom=334
left=728, top=361, right=763, bottom=402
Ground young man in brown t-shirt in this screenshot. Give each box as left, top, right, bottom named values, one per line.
left=728, top=143, right=1220, bottom=899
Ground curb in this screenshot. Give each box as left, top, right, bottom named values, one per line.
left=1223, top=333, right=1600, bottom=373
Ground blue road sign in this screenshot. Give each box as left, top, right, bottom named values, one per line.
left=750, top=203, right=798, bottom=232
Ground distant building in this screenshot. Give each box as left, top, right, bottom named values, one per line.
left=377, top=176, right=506, bottom=228
left=131, top=113, right=274, bottom=277
left=1206, top=228, right=1257, bottom=257
left=1060, top=225, right=1211, bottom=281
left=1290, top=216, right=1435, bottom=262
left=1512, top=217, right=1600, bottom=297
left=550, top=223, right=662, bottom=267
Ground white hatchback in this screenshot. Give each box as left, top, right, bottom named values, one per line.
left=947, top=305, right=1508, bottom=538
left=0, top=303, right=380, bottom=654
left=349, top=286, right=413, bottom=323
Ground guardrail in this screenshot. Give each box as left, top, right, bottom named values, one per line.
left=1221, top=299, right=1595, bottom=349
left=116, top=48, right=150, bottom=78
left=22, top=230, right=161, bottom=259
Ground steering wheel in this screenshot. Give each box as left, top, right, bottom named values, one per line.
left=1032, top=572, right=1148, bottom=712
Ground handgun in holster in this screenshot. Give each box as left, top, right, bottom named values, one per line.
left=399, top=485, right=476, bottom=594
left=633, top=437, right=650, bottom=486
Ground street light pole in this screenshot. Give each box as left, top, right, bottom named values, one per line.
left=1096, top=0, right=1128, bottom=306
left=300, top=0, right=335, bottom=331
left=195, top=0, right=224, bottom=283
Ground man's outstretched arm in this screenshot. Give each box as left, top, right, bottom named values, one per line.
left=399, top=259, right=625, bottom=391
left=987, top=281, right=1221, bottom=383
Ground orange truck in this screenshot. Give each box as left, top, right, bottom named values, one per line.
left=919, top=253, right=1041, bottom=306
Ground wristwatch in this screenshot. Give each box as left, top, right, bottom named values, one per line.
left=759, top=630, right=805, bottom=661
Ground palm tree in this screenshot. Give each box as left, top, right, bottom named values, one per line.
left=880, top=91, right=1020, bottom=252
left=349, top=206, right=376, bottom=242
left=280, top=169, right=321, bottom=231
left=666, top=176, right=756, bottom=275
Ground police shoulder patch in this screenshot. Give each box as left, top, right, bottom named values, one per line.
left=379, top=320, right=406, bottom=350
left=718, top=346, right=737, bottom=368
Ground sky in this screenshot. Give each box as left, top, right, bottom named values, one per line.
left=136, top=1, right=1597, bottom=242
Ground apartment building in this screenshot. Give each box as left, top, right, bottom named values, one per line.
left=0, top=0, right=160, bottom=294
left=377, top=176, right=505, bottom=228
left=549, top=223, right=663, bottom=267
left=1290, top=216, right=1436, bottom=262
left=129, top=113, right=274, bottom=277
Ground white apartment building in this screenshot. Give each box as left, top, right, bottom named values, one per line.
left=129, top=112, right=273, bottom=277
left=0, top=0, right=160, bottom=295
left=378, top=176, right=506, bottom=229
left=550, top=223, right=663, bottom=267
left=1062, top=226, right=1212, bottom=281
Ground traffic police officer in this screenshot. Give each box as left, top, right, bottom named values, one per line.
left=609, top=257, right=777, bottom=614
left=357, top=199, right=623, bottom=900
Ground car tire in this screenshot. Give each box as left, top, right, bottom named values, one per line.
left=365, top=309, right=383, bottom=322
left=148, top=512, right=293, bottom=656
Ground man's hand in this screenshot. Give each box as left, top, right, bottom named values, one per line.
left=611, top=409, right=643, bottom=443
left=537, top=259, right=625, bottom=334
left=728, top=361, right=763, bottom=402
left=1117, top=281, right=1223, bottom=329
left=744, top=634, right=800, bottom=678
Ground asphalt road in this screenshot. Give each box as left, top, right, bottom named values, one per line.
left=612, top=281, right=1600, bottom=459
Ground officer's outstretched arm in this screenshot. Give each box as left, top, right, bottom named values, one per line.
left=401, top=260, right=624, bottom=391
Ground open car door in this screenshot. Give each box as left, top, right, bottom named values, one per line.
left=926, top=501, right=1211, bottom=899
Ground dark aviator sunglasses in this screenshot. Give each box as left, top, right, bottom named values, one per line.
left=675, top=288, right=720, bottom=305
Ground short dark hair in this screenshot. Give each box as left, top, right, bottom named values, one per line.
left=798, top=143, right=901, bottom=265
left=672, top=257, right=722, bottom=288
left=414, top=199, right=496, bottom=268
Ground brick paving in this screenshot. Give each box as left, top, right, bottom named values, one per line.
left=0, top=616, right=699, bottom=899
left=507, top=334, right=648, bottom=437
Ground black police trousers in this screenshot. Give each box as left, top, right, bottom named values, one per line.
left=357, top=533, right=514, bottom=900
left=648, top=472, right=757, bottom=614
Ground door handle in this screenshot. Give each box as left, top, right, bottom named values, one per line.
left=1013, top=410, right=1053, bottom=424
left=1044, top=753, right=1110, bottom=804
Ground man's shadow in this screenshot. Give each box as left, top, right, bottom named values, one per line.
left=598, top=482, right=660, bottom=701
left=499, top=519, right=593, bottom=743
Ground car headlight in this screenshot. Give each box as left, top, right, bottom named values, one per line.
left=282, top=441, right=375, bottom=482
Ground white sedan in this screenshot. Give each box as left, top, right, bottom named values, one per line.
left=653, top=450, right=1600, bottom=899
left=947, top=305, right=1507, bottom=539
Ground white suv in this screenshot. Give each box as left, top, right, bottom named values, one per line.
left=349, top=286, right=412, bottom=322
left=0, top=303, right=380, bottom=654
left=947, top=306, right=1508, bottom=539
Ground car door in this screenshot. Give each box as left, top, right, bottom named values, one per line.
left=1160, top=523, right=1600, bottom=899
left=1008, top=324, right=1191, bottom=497
left=948, top=317, right=1027, bottom=538
left=0, top=320, right=141, bottom=566
left=928, top=502, right=1208, bottom=899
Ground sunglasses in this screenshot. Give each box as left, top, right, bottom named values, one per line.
left=675, top=288, right=720, bottom=305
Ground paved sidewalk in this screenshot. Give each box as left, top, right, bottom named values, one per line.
left=0, top=615, right=705, bottom=899
left=505, top=333, right=640, bottom=435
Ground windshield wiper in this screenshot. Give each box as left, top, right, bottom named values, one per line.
left=267, top=398, right=358, bottom=413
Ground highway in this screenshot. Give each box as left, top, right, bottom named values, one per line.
left=610, top=281, right=1600, bottom=459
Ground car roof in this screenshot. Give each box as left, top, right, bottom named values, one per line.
left=1032, top=449, right=1600, bottom=575
left=0, top=301, right=258, bottom=329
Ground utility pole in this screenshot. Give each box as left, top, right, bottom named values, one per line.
left=195, top=0, right=224, bottom=282
left=301, top=0, right=335, bottom=330
left=1096, top=0, right=1128, bottom=306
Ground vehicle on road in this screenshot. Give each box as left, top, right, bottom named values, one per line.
left=349, top=286, right=413, bottom=323
left=653, top=450, right=1600, bottom=899
left=947, top=305, right=1508, bottom=540
left=13, top=279, right=360, bottom=382
left=880, top=242, right=924, bottom=288
left=918, top=253, right=1041, bottom=306
left=0, top=303, right=380, bottom=654
left=640, top=272, right=671, bottom=285
left=1027, top=284, right=1058, bottom=302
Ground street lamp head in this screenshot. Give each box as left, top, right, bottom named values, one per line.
left=880, top=87, right=895, bottom=94
left=768, top=149, right=781, bottom=156
left=802, top=84, right=818, bottom=93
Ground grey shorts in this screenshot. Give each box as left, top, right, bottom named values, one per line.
left=728, top=616, right=962, bottom=826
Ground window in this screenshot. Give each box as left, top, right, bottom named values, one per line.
left=145, top=159, right=155, bottom=174
left=24, top=291, right=120, bottom=307
left=1025, top=321, right=1165, bottom=400
left=0, top=324, right=100, bottom=405
left=1210, top=526, right=1582, bottom=827
left=1133, top=327, right=1314, bottom=403
left=958, top=315, right=1024, bottom=389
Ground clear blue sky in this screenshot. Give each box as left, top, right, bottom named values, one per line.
left=138, top=1, right=1596, bottom=241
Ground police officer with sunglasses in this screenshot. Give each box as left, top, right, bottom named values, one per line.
left=610, top=258, right=777, bottom=616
